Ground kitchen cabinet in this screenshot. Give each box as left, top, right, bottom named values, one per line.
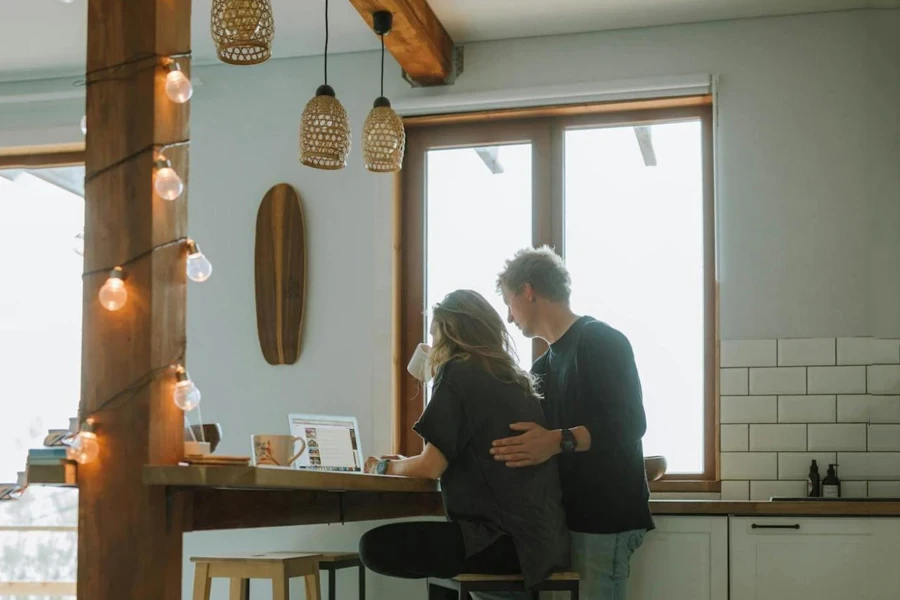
left=730, top=517, right=900, bottom=600
left=628, top=516, right=728, bottom=600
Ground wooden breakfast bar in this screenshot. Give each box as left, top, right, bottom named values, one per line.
left=142, top=465, right=444, bottom=533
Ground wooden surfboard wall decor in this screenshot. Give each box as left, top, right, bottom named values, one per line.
left=255, top=183, right=307, bottom=365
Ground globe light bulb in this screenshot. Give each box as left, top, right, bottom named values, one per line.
left=173, top=367, right=201, bottom=411
left=165, top=65, right=193, bottom=104
left=98, top=268, right=127, bottom=311
left=185, top=241, right=212, bottom=282
left=68, top=422, right=99, bottom=465
left=154, top=158, right=183, bottom=201
left=80, top=115, right=87, bottom=135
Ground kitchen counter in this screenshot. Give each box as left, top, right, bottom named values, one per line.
left=649, top=499, right=900, bottom=516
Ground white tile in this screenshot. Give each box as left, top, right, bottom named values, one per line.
left=868, top=481, right=900, bottom=498
left=838, top=338, right=900, bottom=365
left=721, top=424, right=749, bottom=451
left=868, top=365, right=900, bottom=394
left=778, top=395, right=836, bottom=423
left=808, top=424, right=867, bottom=451
left=721, top=453, right=777, bottom=480
left=720, top=480, right=749, bottom=500
left=721, top=368, right=749, bottom=395
left=808, top=366, right=866, bottom=394
left=840, top=481, right=868, bottom=498
left=837, top=453, right=900, bottom=480
left=838, top=395, right=900, bottom=423
left=721, top=396, right=777, bottom=424
left=750, top=480, right=806, bottom=501
left=749, top=424, right=807, bottom=451
left=778, top=452, right=836, bottom=480
left=721, top=340, right=777, bottom=367
left=778, top=338, right=835, bottom=366
left=749, top=367, right=806, bottom=395
left=867, top=425, right=900, bottom=451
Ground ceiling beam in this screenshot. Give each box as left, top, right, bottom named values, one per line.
left=348, top=0, right=455, bottom=86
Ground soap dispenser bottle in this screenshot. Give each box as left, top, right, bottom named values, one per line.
left=822, top=463, right=841, bottom=498
left=807, top=459, right=821, bottom=497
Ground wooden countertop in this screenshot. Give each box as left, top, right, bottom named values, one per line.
left=649, top=499, right=900, bottom=516
left=143, top=465, right=439, bottom=493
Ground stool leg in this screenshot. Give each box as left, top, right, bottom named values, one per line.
left=192, top=563, right=211, bottom=600
left=571, top=584, right=579, bottom=600
left=458, top=583, right=468, bottom=600
left=328, top=567, right=336, bottom=600
left=229, top=578, right=250, bottom=600
left=304, top=567, right=322, bottom=600
left=272, top=570, right=289, bottom=600
left=358, top=564, right=366, bottom=600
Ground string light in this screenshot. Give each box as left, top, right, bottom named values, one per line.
left=185, top=239, right=212, bottom=282
left=154, top=155, right=184, bottom=201
left=173, top=366, right=201, bottom=411
left=164, top=61, right=193, bottom=104
left=67, top=420, right=99, bottom=465
left=98, top=267, right=127, bottom=311
left=80, top=115, right=87, bottom=136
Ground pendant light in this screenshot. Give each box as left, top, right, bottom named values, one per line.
left=362, top=11, right=405, bottom=173
left=300, top=0, right=351, bottom=170
left=211, top=0, right=275, bottom=66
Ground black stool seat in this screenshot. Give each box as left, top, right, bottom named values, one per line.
left=427, top=571, right=579, bottom=600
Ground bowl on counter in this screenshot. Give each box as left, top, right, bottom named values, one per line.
left=184, top=423, right=222, bottom=453
left=644, top=455, right=667, bottom=481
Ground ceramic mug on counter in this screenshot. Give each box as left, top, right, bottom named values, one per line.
left=251, top=434, right=307, bottom=467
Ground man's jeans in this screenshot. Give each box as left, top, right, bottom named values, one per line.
left=471, top=529, right=647, bottom=600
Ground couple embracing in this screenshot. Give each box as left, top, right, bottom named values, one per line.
left=360, top=247, right=654, bottom=600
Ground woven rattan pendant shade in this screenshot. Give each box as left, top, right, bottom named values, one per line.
left=300, top=85, right=352, bottom=170
left=211, top=0, right=275, bottom=65
left=363, top=98, right=405, bottom=172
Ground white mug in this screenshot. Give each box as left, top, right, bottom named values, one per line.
left=407, top=343, right=433, bottom=383
left=251, top=434, right=307, bottom=467
left=184, top=441, right=211, bottom=456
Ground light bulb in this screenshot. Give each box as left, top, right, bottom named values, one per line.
left=154, top=158, right=183, bottom=201
left=98, top=268, right=127, bottom=311
left=185, top=241, right=212, bottom=282
left=68, top=426, right=99, bottom=465
left=173, top=367, right=201, bottom=411
left=165, top=66, right=193, bottom=104
left=80, top=115, right=87, bottom=135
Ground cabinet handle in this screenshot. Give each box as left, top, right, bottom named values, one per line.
left=751, top=523, right=800, bottom=530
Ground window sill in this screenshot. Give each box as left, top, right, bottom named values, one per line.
left=649, top=479, right=721, bottom=493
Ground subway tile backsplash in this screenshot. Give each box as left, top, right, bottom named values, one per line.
left=718, top=337, right=900, bottom=498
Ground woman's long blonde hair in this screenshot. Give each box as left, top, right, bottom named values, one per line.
left=428, top=289, right=539, bottom=398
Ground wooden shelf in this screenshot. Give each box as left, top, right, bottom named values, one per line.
left=143, top=465, right=439, bottom=493
left=27, top=462, right=77, bottom=487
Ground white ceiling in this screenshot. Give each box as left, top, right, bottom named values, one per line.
left=1, top=0, right=897, bottom=81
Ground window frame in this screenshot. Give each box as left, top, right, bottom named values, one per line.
left=395, top=96, right=718, bottom=491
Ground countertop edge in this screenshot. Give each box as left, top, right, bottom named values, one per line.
left=649, top=499, right=900, bottom=517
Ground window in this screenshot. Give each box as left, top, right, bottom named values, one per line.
left=0, top=154, right=84, bottom=598
left=396, top=98, right=716, bottom=486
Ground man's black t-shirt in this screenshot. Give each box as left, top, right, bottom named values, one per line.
left=413, top=359, right=570, bottom=588
left=532, top=316, right=655, bottom=535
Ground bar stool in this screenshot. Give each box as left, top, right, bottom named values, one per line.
left=190, top=552, right=322, bottom=600
left=426, top=571, right=580, bottom=600
left=311, top=552, right=365, bottom=600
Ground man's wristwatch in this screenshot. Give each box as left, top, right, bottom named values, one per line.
left=375, top=459, right=391, bottom=475
left=560, top=428, right=577, bottom=454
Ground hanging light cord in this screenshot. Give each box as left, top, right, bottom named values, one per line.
left=324, top=0, right=329, bottom=85
left=81, top=237, right=189, bottom=279
left=84, top=139, right=190, bottom=184
left=78, top=355, right=186, bottom=423
left=76, top=51, right=192, bottom=87
left=380, top=33, right=385, bottom=97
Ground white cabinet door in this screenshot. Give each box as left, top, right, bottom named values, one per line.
left=628, top=516, right=728, bottom=600
left=730, top=517, right=900, bottom=600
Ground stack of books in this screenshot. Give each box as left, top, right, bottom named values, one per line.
left=27, top=447, right=71, bottom=466
left=27, top=435, right=78, bottom=486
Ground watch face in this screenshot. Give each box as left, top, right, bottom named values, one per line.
left=376, top=460, right=388, bottom=474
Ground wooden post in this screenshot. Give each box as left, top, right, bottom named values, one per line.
left=79, top=0, right=191, bottom=598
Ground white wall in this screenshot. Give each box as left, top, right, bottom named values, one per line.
left=0, top=8, right=897, bottom=600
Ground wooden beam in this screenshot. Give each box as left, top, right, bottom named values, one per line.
left=79, top=0, right=190, bottom=599
left=348, top=0, right=455, bottom=86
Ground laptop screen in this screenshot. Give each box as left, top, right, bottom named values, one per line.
left=287, top=414, right=362, bottom=472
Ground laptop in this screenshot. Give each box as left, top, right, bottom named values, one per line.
left=287, top=413, right=363, bottom=472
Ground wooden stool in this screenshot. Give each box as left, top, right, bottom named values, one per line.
left=427, top=572, right=580, bottom=600
left=311, top=552, right=365, bottom=600
left=191, top=552, right=322, bottom=600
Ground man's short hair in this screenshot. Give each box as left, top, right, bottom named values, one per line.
left=496, top=246, right=571, bottom=303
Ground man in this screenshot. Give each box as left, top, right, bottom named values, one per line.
left=491, top=246, right=654, bottom=600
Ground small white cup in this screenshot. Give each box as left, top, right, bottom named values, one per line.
left=407, top=343, right=433, bottom=383
left=184, top=441, right=211, bottom=456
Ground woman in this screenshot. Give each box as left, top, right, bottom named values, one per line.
left=359, top=289, right=570, bottom=590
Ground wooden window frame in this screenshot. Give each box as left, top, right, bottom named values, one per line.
left=395, top=96, right=718, bottom=492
